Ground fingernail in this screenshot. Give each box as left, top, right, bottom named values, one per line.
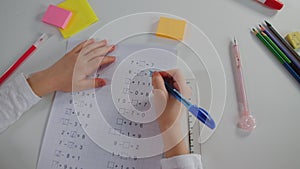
left=152, top=71, right=159, bottom=77
left=96, top=79, right=106, bottom=87
left=108, top=45, right=115, bottom=53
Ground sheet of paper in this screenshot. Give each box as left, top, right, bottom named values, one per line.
left=36, top=41, right=180, bottom=169
left=58, top=0, right=99, bottom=38
left=36, top=91, right=163, bottom=169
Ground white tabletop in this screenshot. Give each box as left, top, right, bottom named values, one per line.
left=1, top=0, right=300, bottom=169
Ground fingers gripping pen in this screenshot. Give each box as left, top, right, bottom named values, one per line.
left=150, top=70, right=215, bottom=129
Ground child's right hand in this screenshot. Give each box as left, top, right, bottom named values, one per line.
left=152, top=69, right=191, bottom=158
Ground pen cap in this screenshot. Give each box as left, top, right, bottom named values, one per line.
left=256, top=0, right=284, bottom=10
left=266, top=0, right=283, bottom=10
left=189, top=105, right=215, bottom=129
left=238, top=112, right=256, bottom=131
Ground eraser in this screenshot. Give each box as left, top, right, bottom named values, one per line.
left=156, top=17, right=186, bottom=41
left=285, top=32, right=300, bottom=49
left=42, top=4, right=72, bottom=29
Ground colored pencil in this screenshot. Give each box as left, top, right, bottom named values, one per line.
left=259, top=25, right=300, bottom=75
left=252, top=28, right=300, bottom=84
left=265, top=21, right=300, bottom=62
left=260, top=31, right=291, bottom=63
left=259, top=28, right=300, bottom=76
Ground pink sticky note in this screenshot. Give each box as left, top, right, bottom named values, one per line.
left=42, top=4, right=72, bottom=29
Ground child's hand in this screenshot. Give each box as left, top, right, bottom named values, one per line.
left=152, top=70, right=190, bottom=131
left=152, top=69, right=190, bottom=158
left=27, top=39, right=116, bottom=97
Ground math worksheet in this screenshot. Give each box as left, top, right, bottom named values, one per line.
left=37, top=41, right=192, bottom=169
left=36, top=90, right=165, bottom=169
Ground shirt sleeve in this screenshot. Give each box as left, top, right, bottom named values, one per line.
left=161, top=154, right=203, bottom=169
left=0, top=73, right=41, bottom=133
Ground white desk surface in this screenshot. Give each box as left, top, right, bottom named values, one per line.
left=1, top=0, right=300, bottom=169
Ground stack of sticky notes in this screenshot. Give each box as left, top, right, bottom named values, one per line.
left=42, top=0, right=99, bottom=39
left=286, top=32, right=300, bottom=49
left=42, top=5, right=72, bottom=29
left=156, top=17, right=187, bottom=41
left=57, top=0, right=99, bottom=38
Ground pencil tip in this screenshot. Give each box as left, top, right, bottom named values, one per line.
left=259, top=24, right=265, bottom=30
left=251, top=28, right=257, bottom=35
left=234, top=37, right=237, bottom=45
left=265, top=20, right=271, bottom=26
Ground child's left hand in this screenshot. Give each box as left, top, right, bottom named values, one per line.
left=27, top=39, right=116, bottom=97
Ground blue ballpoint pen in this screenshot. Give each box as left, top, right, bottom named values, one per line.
left=164, top=82, right=215, bottom=129
left=150, top=70, right=215, bottom=129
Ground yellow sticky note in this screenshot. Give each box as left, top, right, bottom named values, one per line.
left=286, top=32, right=300, bottom=49
left=57, top=0, right=99, bottom=38
left=156, top=17, right=186, bottom=41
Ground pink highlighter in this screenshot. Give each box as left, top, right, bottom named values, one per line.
left=232, top=38, right=256, bottom=132
left=255, top=0, right=284, bottom=10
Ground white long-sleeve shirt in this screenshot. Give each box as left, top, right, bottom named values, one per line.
left=0, top=74, right=41, bottom=133
left=0, top=74, right=203, bottom=169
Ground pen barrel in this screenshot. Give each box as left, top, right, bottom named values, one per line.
left=235, top=66, right=250, bottom=114
left=232, top=45, right=250, bottom=114
left=164, top=82, right=191, bottom=108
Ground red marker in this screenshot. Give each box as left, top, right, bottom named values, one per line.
left=0, top=33, right=48, bottom=85
left=255, top=0, right=284, bottom=10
